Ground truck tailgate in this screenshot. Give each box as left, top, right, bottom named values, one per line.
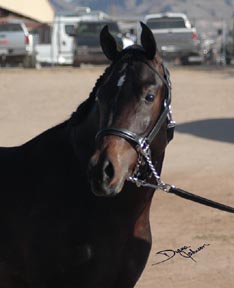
left=0, top=32, right=26, bottom=52
left=152, top=29, right=195, bottom=51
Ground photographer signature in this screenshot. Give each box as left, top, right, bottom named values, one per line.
left=153, top=243, right=210, bottom=265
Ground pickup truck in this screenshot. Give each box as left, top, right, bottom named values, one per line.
left=143, top=13, right=202, bottom=64
left=0, top=20, right=35, bottom=67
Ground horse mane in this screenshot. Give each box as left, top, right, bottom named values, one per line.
left=69, top=45, right=152, bottom=126
left=69, top=64, right=113, bottom=125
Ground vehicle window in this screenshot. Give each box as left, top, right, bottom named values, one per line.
left=146, top=17, right=186, bottom=29
left=65, top=24, right=75, bottom=36
left=0, top=23, right=22, bottom=32
left=78, top=22, right=120, bottom=37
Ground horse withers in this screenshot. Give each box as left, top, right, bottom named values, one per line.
left=0, top=23, right=173, bottom=288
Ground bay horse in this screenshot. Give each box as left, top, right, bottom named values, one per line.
left=0, top=23, right=174, bottom=287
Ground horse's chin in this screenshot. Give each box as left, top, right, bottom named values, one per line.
left=90, top=177, right=125, bottom=198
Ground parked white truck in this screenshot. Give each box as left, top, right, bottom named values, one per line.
left=0, top=20, right=35, bottom=67
left=142, top=13, right=202, bottom=64
left=35, top=14, right=91, bottom=65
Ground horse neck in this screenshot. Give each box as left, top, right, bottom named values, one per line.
left=70, top=105, right=99, bottom=165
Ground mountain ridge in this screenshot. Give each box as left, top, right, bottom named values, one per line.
left=49, top=0, right=234, bottom=36
left=50, top=0, right=234, bottom=20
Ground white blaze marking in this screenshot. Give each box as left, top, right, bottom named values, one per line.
left=117, top=75, right=126, bottom=87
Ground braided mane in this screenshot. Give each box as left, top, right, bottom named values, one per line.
left=70, top=65, right=112, bottom=125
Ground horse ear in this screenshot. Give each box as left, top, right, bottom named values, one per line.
left=100, top=25, right=120, bottom=61
left=140, top=22, right=157, bottom=60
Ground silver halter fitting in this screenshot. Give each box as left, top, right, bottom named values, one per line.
left=127, top=129, right=172, bottom=193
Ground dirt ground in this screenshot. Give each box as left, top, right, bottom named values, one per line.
left=0, top=65, right=233, bottom=287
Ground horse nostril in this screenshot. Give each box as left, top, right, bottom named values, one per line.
left=103, top=159, right=115, bottom=182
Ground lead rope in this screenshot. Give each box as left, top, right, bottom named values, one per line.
left=127, top=139, right=234, bottom=214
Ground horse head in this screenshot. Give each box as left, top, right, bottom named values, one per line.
left=89, top=22, right=173, bottom=197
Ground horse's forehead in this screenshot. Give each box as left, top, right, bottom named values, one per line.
left=116, top=60, right=155, bottom=86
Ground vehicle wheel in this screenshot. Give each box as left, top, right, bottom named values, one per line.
left=72, top=60, right=81, bottom=67
left=180, top=56, right=189, bottom=65
left=226, top=58, right=231, bottom=65
left=23, top=55, right=36, bottom=68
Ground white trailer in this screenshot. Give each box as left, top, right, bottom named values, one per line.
left=35, top=10, right=111, bottom=65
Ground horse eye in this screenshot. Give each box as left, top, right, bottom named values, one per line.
left=145, top=93, right=155, bottom=103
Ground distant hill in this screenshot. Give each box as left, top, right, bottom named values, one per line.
left=50, top=0, right=234, bottom=20
left=49, top=0, right=234, bottom=36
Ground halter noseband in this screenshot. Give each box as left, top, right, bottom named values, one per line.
left=95, top=58, right=175, bottom=190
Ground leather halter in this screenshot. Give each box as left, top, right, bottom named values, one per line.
left=96, top=62, right=175, bottom=150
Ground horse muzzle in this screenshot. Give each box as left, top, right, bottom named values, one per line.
left=88, top=155, right=124, bottom=197
left=88, top=138, right=137, bottom=197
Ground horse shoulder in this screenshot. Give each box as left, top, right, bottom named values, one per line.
left=133, top=199, right=152, bottom=243
left=113, top=197, right=153, bottom=288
